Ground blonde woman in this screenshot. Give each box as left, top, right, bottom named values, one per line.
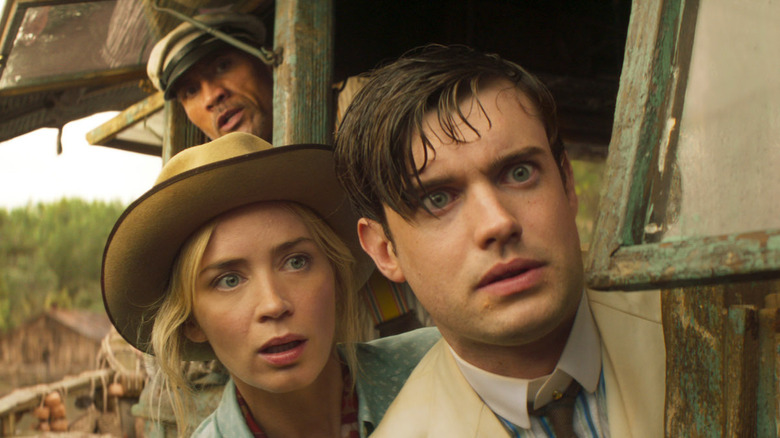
left=102, top=133, right=438, bottom=437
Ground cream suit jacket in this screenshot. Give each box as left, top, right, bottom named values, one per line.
left=370, top=289, right=665, bottom=438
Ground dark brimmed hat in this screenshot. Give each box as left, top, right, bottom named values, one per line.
left=147, top=12, right=266, bottom=100
left=101, top=133, right=373, bottom=361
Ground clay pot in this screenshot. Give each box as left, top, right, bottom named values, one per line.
left=51, top=418, right=69, bottom=432
left=51, top=403, right=67, bottom=419
left=38, top=421, right=51, bottom=432
left=33, top=406, right=50, bottom=421
left=107, top=382, right=125, bottom=398
left=44, top=391, right=62, bottom=407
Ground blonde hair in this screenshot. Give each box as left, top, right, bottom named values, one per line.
left=148, top=202, right=366, bottom=435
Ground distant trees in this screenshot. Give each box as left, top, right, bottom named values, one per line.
left=0, top=198, right=125, bottom=333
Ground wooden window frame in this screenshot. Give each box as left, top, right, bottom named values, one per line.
left=0, top=0, right=146, bottom=95
left=586, top=0, right=780, bottom=291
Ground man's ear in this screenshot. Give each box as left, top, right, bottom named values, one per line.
left=183, top=319, right=208, bottom=343
left=561, top=152, right=579, bottom=214
left=357, top=218, right=406, bottom=283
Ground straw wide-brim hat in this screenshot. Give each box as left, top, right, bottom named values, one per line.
left=101, top=132, right=373, bottom=361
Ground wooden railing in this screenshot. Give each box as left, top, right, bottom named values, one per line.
left=0, top=369, right=113, bottom=436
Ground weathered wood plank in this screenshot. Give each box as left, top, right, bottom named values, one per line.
left=586, top=0, right=665, bottom=276
left=589, top=228, right=780, bottom=291
left=663, top=285, right=725, bottom=437
left=272, top=0, right=333, bottom=146
left=587, top=0, right=780, bottom=292
left=757, top=308, right=779, bottom=437
left=162, top=100, right=206, bottom=163
left=724, top=305, right=758, bottom=437
left=86, top=92, right=164, bottom=146
left=0, top=369, right=113, bottom=415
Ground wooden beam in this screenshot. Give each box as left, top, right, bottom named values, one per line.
left=0, top=368, right=114, bottom=434
left=588, top=228, right=780, bottom=291
left=86, top=92, right=164, bottom=146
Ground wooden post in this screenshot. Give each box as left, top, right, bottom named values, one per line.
left=724, top=305, right=758, bottom=437
left=663, top=286, right=727, bottom=437
left=663, top=284, right=773, bottom=437
left=757, top=308, right=779, bottom=437
left=162, top=100, right=205, bottom=164
left=272, top=0, right=333, bottom=146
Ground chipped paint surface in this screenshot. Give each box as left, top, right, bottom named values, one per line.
left=663, top=287, right=726, bottom=436
left=588, top=0, right=780, bottom=292
left=272, top=0, right=333, bottom=147
left=589, top=228, right=780, bottom=291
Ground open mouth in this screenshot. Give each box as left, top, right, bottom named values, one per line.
left=478, top=260, right=545, bottom=289
left=489, top=268, right=529, bottom=284
left=217, top=107, right=243, bottom=131
left=262, top=340, right=304, bottom=354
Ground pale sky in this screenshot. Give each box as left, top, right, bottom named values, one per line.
left=0, top=112, right=162, bottom=210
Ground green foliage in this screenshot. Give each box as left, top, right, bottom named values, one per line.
left=0, top=198, right=125, bottom=333
left=571, top=159, right=606, bottom=248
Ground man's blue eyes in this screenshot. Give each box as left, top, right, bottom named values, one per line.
left=510, top=164, right=532, bottom=182
left=425, top=192, right=451, bottom=209
left=421, top=164, right=534, bottom=211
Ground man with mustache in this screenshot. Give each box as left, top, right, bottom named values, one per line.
left=146, top=12, right=422, bottom=337
left=334, top=44, right=665, bottom=437
left=147, top=13, right=273, bottom=141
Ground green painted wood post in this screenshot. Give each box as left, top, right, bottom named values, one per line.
left=161, top=100, right=206, bottom=164
left=663, top=286, right=727, bottom=437
left=757, top=308, right=779, bottom=437
left=272, top=0, right=333, bottom=147
left=725, top=305, right=758, bottom=437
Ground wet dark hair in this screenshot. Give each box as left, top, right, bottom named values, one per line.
left=334, top=44, right=566, bottom=226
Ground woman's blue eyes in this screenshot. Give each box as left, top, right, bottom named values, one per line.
left=215, top=273, right=242, bottom=289
left=285, top=255, right=309, bottom=270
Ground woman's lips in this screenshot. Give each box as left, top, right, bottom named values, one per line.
left=263, top=340, right=303, bottom=354
left=259, top=337, right=307, bottom=366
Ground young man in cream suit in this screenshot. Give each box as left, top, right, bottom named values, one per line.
left=334, top=45, right=665, bottom=437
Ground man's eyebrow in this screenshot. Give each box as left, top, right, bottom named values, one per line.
left=412, top=144, right=548, bottom=191
left=485, top=146, right=547, bottom=175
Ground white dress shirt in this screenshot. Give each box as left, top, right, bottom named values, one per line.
left=450, top=292, right=602, bottom=429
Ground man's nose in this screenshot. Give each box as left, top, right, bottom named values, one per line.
left=203, top=80, right=229, bottom=110
left=469, top=186, right=522, bottom=250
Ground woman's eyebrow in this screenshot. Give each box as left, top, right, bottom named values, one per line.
left=272, top=237, right=316, bottom=258
left=199, top=259, right=245, bottom=277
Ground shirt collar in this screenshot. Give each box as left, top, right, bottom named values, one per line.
left=450, top=291, right=601, bottom=429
